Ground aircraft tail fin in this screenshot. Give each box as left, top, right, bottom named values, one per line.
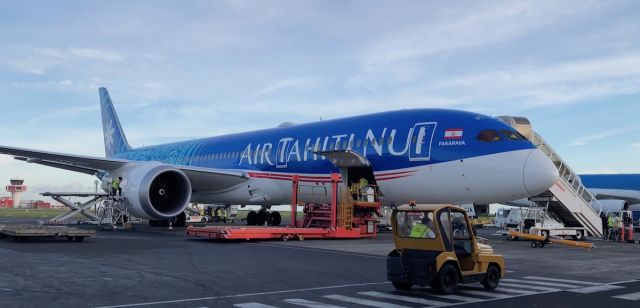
left=99, top=87, right=132, bottom=158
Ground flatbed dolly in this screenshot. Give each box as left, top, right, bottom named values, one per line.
left=0, top=224, right=96, bottom=242
left=186, top=173, right=380, bottom=241
left=508, top=230, right=593, bottom=250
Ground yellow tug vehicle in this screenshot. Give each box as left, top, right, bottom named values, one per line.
left=387, top=203, right=505, bottom=294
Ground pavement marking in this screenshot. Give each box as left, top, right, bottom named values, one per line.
left=93, top=281, right=390, bottom=308
left=458, top=289, right=512, bottom=298
left=283, top=298, right=346, bottom=308
left=358, top=291, right=450, bottom=306
left=494, top=287, right=537, bottom=295
left=323, top=295, right=412, bottom=308
left=425, top=293, right=482, bottom=302
left=251, top=243, right=387, bottom=259
left=501, top=278, right=576, bottom=289
left=522, top=276, right=603, bottom=286
left=613, top=292, right=640, bottom=301
left=499, top=282, right=561, bottom=292
left=234, top=303, right=279, bottom=308
left=567, top=284, right=624, bottom=294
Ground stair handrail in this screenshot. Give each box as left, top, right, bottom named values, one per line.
left=530, top=132, right=603, bottom=215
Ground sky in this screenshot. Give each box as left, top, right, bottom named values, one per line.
left=1, top=0, right=639, bottom=200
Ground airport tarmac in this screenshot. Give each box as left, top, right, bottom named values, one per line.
left=0, top=223, right=639, bottom=308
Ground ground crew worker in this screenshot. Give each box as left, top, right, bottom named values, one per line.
left=409, top=216, right=435, bottom=238
left=111, top=176, right=123, bottom=196
left=221, top=208, right=227, bottom=223
left=601, top=212, right=609, bottom=240
left=214, top=208, right=220, bottom=223
left=359, top=177, right=369, bottom=201
left=349, top=182, right=359, bottom=200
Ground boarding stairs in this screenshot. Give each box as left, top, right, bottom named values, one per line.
left=499, top=117, right=603, bottom=237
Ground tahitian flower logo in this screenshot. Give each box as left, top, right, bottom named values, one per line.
left=104, top=120, right=115, bottom=151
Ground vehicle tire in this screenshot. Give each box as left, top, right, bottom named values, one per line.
left=270, top=211, right=282, bottom=226
left=575, top=230, right=584, bottom=241
left=541, top=230, right=549, bottom=238
left=531, top=242, right=538, bottom=248
left=434, top=263, right=459, bottom=294
left=539, top=242, right=545, bottom=248
left=392, top=281, right=412, bottom=291
left=256, top=211, right=267, bottom=226
left=246, top=211, right=257, bottom=225
left=482, top=264, right=500, bottom=290
left=201, top=217, right=206, bottom=223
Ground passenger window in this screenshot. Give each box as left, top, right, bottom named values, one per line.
left=329, top=142, right=335, bottom=150
left=500, top=129, right=525, bottom=141
left=476, top=129, right=503, bottom=142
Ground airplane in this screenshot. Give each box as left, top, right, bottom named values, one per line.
left=0, top=87, right=559, bottom=226
left=505, top=174, right=640, bottom=212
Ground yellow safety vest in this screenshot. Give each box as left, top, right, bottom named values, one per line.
left=359, top=178, right=368, bottom=188
left=608, top=216, right=613, bottom=227
left=112, top=178, right=121, bottom=189
left=410, top=223, right=432, bottom=238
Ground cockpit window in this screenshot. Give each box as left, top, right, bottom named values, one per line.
left=476, top=129, right=503, bottom=142
left=500, top=129, right=526, bottom=141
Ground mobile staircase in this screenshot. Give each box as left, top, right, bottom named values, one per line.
left=498, top=116, right=603, bottom=238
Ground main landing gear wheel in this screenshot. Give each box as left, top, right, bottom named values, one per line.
left=573, top=230, right=584, bottom=241
left=270, top=211, right=282, bottom=226
left=482, top=264, right=500, bottom=290
left=255, top=211, right=267, bottom=225
left=246, top=211, right=257, bottom=225
left=433, top=263, right=458, bottom=294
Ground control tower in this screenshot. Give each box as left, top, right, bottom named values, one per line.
left=6, top=179, right=27, bottom=208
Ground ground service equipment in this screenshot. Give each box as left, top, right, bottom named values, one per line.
left=185, top=173, right=380, bottom=240
left=387, top=203, right=505, bottom=294
left=508, top=230, right=594, bottom=250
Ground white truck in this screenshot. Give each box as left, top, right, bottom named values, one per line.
left=501, top=207, right=588, bottom=241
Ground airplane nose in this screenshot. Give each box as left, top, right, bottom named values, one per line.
left=523, top=149, right=559, bottom=195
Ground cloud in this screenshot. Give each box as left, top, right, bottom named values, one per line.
left=26, top=105, right=98, bottom=124
left=5, top=47, right=123, bottom=75
left=570, top=126, right=640, bottom=146
left=633, top=143, right=640, bottom=148
left=354, top=1, right=610, bottom=83
left=252, top=78, right=317, bottom=98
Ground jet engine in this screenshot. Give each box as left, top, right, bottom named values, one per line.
left=113, top=163, right=192, bottom=220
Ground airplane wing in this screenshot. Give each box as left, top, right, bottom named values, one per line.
left=0, top=145, right=248, bottom=191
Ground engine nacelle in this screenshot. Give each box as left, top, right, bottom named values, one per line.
left=112, top=163, right=192, bottom=220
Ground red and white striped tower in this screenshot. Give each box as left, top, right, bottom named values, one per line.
left=6, top=179, right=27, bottom=209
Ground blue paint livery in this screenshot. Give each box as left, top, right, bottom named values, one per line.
left=580, top=174, right=640, bottom=191
left=101, top=90, right=535, bottom=174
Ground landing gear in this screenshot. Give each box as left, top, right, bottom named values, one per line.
left=246, top=209, right=281, bottom=226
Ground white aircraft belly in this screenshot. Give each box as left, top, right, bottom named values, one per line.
left=379, top=149, right=531, bottom=205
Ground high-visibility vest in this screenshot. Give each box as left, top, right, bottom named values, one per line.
left=112, top=178, right=120, bottom=189
left=221, top=210, right=227, bottom=218
left=608, top=216, right=613, bottom=227
left=359, top=178, right=368, bottom=188
left=409, top=223, right=432, bottom=238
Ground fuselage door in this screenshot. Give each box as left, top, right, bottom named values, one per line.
left=409, top=122, right=437, bottom=161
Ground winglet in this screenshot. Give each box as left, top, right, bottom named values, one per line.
left=99, top=87, right=132, bottom=158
